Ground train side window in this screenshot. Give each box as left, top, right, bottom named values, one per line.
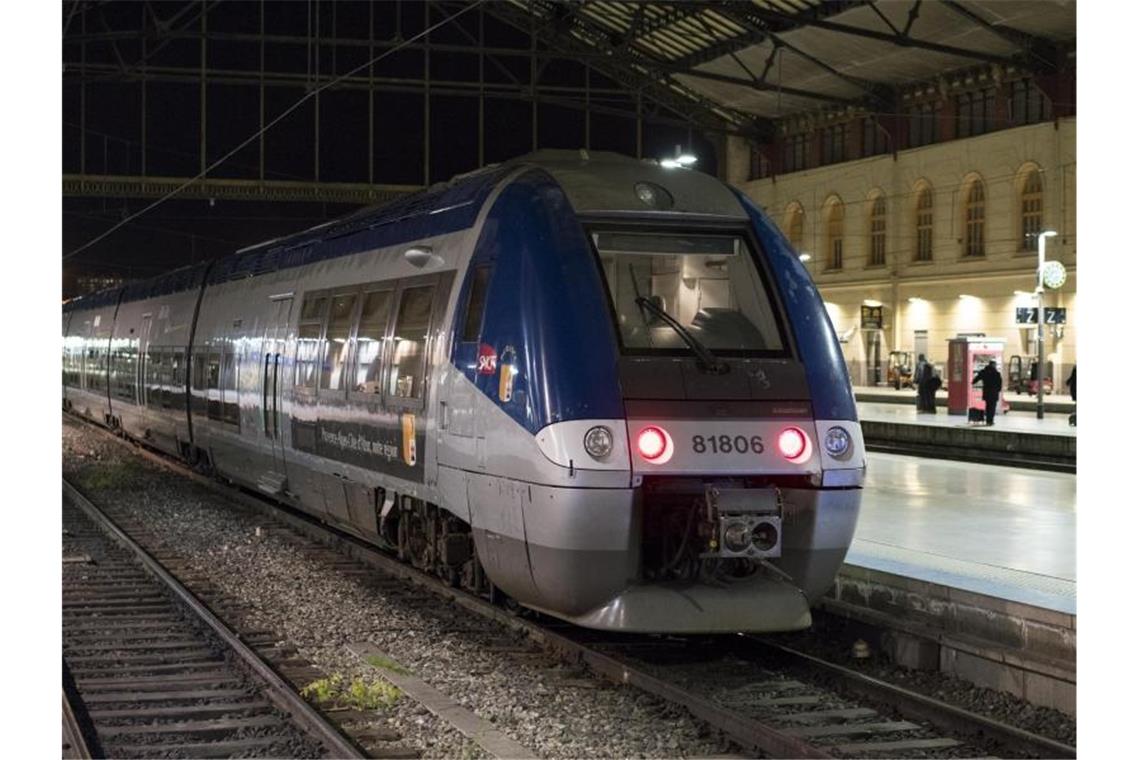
left=169, top=350, right=183, bottom=409
left=320, top=292, right=359, bottom=393
left=191, top=350, right=208, bottom=416
left=351, top=289, right=394, bottom=396
left=295, top=293, right=328, bottom=393
left=207, top=349, right=222, bottom=420
left=86, top=344, right=105, bottom=393
left=157, top=349, right=170, bottom=409
left=112, top=341, right=136, bottom=402
left=388, top=284, right=435, bottom=400
left=145, top=346, right=162, bottom=409
left=461, top=265, right=491, bottom=342
left=222, top=346, right=240, bottom=427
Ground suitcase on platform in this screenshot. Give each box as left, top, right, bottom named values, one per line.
left=967, top=407, right=985, bottom=424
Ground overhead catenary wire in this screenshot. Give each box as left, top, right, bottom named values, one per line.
left=65, top=0, right=486, bottom=263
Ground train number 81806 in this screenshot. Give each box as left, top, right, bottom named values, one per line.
left=692, top=434, right=765, bottom=455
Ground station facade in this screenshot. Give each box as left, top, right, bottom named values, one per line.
left=727, top=113, right=1076, bottom=389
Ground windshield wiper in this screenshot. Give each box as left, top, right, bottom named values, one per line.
left=635, top=296, right=729, bottom=374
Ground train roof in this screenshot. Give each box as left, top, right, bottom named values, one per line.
left=62, top=286, right=123, bottom=313
left=64, top=152, right=749, bottom=311
left=511, top=150, right=748, bottom=220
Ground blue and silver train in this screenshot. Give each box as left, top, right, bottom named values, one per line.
left=62, top=150, right=864, bottom=633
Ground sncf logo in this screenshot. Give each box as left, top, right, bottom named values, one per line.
left=477, top=343, right=498, bottom=375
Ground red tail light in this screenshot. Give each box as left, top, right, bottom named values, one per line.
left=778, top=426, right=810, bottom=462
left=637, top=426, right=673, bottom=464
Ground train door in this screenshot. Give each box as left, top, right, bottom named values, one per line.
left=259, top=295, right=293, bottom=494
left=439, top=264, right=492, bottom=472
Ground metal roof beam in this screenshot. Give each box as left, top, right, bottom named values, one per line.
left=941, top=1, right=1060, bottom=71
left=727, top=1, right=1023, bottom=68
left=698, top=3, right=885, bottom=105
left=665, top=64, right=859, bottom=106
left=477, top=0, right=754, bottom=132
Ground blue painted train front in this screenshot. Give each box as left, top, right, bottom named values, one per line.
left=62, top=150, right=864, bottom=633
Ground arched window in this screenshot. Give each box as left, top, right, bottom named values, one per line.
left=868, top=195, right=887, bottom=267
left=915, top=184, right=933, bottom=262
left=785, top=203, right=805, bottom=253
left=1020, top=169, right=1043, bottom=251
left=964, top=179, right=985, bottom=257
left=826, top=199, right=845, bottom=270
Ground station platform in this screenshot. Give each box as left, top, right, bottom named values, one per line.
left=855, top=400, right=1076, bottom=471
left=853, top=385, right=1075, bottom=415
left=848, top=452, right=1075, bottom=613
left=822, top=451, right=1076, bottom=713
left=857, top=401, right=1076, bottom=438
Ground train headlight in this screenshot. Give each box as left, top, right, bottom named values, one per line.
left=752, top=520, right=779, bottom=552
left=583, top=425, right=614, bottom=460
left=723, top=521, right=752, bottom=553
left=636, top=426, right=674, bottom=464
left=634, top=181, right=674, bottom=210
left=823, top=426, right=851, bottom=459
left=777, top=426, right=812, bottom=464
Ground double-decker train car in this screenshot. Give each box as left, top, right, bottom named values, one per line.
left=62, top=150, right=864, bottom=633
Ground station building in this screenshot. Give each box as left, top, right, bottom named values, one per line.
left=725, top=72, right=1076, bottom=387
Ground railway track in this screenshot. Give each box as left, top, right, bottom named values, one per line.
left=62, top=485, right=364, bottom=759
left=65, top=417, right=1076, bottom=759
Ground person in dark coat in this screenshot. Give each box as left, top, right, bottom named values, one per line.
left=914, top=354, right=931, bottom=413
left=972, top=360, right=1003, bottom=425
left=1065, top=365, right=1076, bottom=402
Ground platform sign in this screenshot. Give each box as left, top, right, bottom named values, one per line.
left=1015, top=307, right=1066, bottom=325
left=860, top=305, right=883, bottom=329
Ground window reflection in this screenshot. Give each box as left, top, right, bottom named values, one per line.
left=388, top=286, right=435, bottom=398
left=353, top=290, right=393, bottom=394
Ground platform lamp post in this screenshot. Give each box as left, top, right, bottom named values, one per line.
left=1035, top=230, right=1058, bottom=420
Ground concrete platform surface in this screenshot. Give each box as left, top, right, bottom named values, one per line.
left=858, top=401, right=1076, bottom=438
left=848, top=452, right=1075, bottom=614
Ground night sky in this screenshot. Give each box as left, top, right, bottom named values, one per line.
left=62, top=1, right=719, bottom=295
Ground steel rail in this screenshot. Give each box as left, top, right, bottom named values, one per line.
left=61, top=477, right=367, bottom=760
left=747, top=637, right=1077, bottom=759
left=61, top=687, right=93, bottom=760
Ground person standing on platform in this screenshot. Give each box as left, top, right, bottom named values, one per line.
left=925, top=368, right=943, bottom=411
left=915, top=354, right=931, bottom=413
left=1066, top=365, right=1076, bottom=401
left=972, top=360, right=1003, bottom=426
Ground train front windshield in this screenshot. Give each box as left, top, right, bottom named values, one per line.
left=591, top=230, right=786, bottom=355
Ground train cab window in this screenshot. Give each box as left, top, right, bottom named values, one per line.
left=352, top=289, right=393, bottom=395
left=591, top=231, right=786, bottom=355
left=296, top=294, right=328, bottom=392
left=320, top=293, right=359, bottom=393
left=388, top=285, right=435, bottom=399
left=461, top=265, right=491, bottom=342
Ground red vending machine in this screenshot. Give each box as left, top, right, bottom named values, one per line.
left=946, top=336, right=1007, bottom=415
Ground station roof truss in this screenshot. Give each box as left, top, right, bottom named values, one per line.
left=484, top=0, right=1076, bottom=134
left=62, top=0, right=1076, bottom=207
